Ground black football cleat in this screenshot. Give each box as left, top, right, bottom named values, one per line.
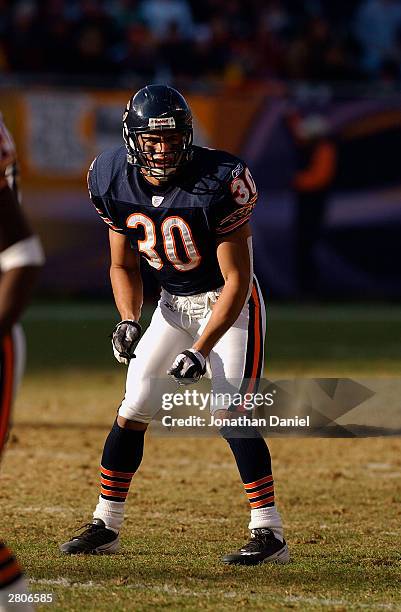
left=59, top=518, right=119, bottom=555
left=223, top=528, right=290, bottom=565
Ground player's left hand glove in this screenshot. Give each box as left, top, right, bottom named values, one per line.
left=111, top=320, right=142, bottom=365
left=167, top=349, right=206, bottom=385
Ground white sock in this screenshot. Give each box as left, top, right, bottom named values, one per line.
left=93, top=496, right=125, bottom=533
left=248, top=506, right=284, bottom=542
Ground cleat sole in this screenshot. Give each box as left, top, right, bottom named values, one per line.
left=223, top=542, right=290, bottom=566
left=59, top=536, right=119, bottom=556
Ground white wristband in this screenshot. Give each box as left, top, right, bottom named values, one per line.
left=188, top=349, right=206, bottom=370
left=0, top=235, right=45, bottom=272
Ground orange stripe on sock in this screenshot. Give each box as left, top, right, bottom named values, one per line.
left=0, top=559, right=22, bottom=586
left=244, top=474, right=273, bottom=490
left=100, top=477, right=130, bottom=490
left=101, top=487, right=128, bottom=499
left=100, top=465, right=135, bottom=479
left=246, top=484, right=274, bottom=500
left=0, top=334, right=14, bottom=453
left=250, top=496, right=275, bottom=509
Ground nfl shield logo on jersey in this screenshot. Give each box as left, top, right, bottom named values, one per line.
left=152, top=196, right=164, bottom=207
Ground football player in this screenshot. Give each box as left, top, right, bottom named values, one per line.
left=60, top=85, right=289, bottom=565
left=0, top=116, right=44, bottom=608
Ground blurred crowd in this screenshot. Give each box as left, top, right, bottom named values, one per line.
left=1, top=0, right=401, bottom=87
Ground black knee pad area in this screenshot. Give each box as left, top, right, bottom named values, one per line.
left=101, top=419, right=145, bottom=473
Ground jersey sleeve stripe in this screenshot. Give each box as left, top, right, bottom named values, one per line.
left=92, top=206, right=122, bottom=232
left=215, top=214, right=252, bottom=235
left=215, top=196, right=257, bottom=235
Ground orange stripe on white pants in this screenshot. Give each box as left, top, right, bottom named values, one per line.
left=244, top=282, right=263, bottom=397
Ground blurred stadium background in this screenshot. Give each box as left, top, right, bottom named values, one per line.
left=1, top=1, right=401, bottom=609
left=2, top=0, right=401, bottom=305
left=0, top=0, right=400, bottom=372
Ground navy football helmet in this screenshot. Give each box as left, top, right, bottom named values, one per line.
left=122, top=84, right=193, bottom=181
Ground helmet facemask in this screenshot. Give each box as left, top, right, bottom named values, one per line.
left=124, top=123, right=193, bottom=182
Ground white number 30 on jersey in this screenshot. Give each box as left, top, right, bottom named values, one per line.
left=126, top=213, right=201, bottom=272
left=230, top=167, right=257, bottom=206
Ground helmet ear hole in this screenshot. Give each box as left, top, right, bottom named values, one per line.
left=122, top=84, right=193, bottom=179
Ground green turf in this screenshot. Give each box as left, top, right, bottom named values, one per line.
left=21, top=300, right=401, bottom=374
left=3, top=300, right=399, bottom=611
left=3, top=426, right=401, bottom=611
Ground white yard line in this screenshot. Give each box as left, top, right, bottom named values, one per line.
left=284, top=595, right=400, bottom=609
left=18, top=506, right=73, bottom=514
left=30, top=579, right=204, bottom=596
left=29, top=580, right=401, bottom=609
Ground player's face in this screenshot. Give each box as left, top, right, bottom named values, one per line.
left=137, top=131, right=186, bottom=183
left=139, top=131, right=185, bottom=162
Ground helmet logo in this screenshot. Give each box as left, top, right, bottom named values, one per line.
left=148, top=117, right=176, bottom=129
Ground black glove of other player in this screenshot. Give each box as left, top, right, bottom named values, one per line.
left=167, top=349, right=206, bottom=385
left=111, top=320, right=142, bottom=365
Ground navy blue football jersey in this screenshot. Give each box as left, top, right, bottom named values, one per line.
left=88, top=145, right=257, bottom=296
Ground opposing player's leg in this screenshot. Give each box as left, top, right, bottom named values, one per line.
left=0, top=542, right=33, bottom=612
left=0, top=326, right=25, bottom=454
left=0, top=333, right=15, bottom=456
left=0, top=329, right=33, bottom=608
left=205, top=278, right=289, bottom=565
left=60, top=302, right=192, bottom=554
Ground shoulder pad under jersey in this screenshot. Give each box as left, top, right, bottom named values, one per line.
left=87, top=146, right=126, bottom=198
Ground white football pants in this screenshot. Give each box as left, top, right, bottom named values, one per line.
left=118, top=277, right=266, bottom=423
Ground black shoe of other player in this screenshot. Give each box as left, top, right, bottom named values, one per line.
left=223, top=528, right=289, bottom=565
left=59, top=518, right=119, bottom=555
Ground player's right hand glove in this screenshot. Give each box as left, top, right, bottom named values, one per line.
left=110, top=320, right=142, bottom=365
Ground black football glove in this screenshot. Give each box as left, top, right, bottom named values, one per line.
left=111, top=320, right=142, bottom=365
left=167, top=349, right=206, bottom=385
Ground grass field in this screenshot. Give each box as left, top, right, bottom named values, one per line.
left=1, top=301, right=401, bottom=611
